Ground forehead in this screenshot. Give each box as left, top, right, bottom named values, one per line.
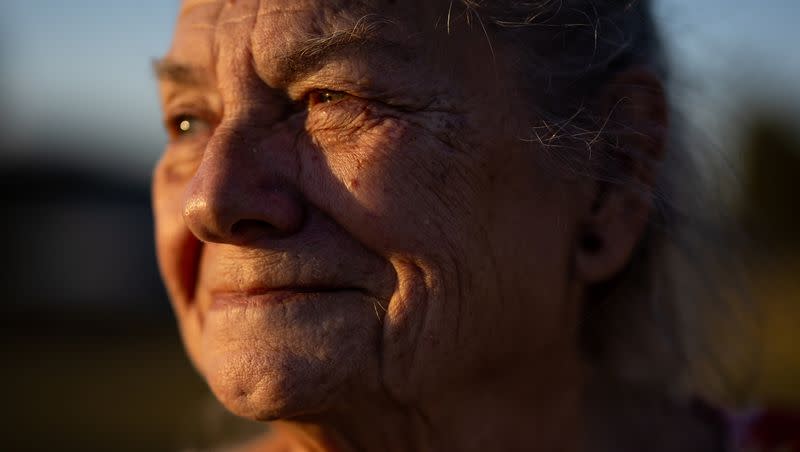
left=162, top=0, right=522, bottom=126
left=167, top=0, right=447, bottom=91
left=169, top=0, right=434, bottom=64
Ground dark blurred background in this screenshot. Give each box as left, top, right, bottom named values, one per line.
left=1, top=1, right=798, bottom=450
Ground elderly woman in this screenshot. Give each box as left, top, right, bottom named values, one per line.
left=153, top=0, right=729, bottom=450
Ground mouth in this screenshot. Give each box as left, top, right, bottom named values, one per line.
left=209, top=287, right=367, bottom=311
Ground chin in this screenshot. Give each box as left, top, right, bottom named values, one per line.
left=194, top=293, right=382, bottom=421
left=203, top=345, right=332, bottom=421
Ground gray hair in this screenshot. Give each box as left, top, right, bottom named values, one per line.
left=461, top=0, right=751, bottom=400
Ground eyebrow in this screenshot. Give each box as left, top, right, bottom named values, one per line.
left=152, top=58, right=208, bottom=86
left=277, top=17, right=407, bottom=84
left=154, top=16, right=410, bottom=88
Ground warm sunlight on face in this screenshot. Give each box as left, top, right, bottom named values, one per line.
left=152, top=0, right=590, bottom=423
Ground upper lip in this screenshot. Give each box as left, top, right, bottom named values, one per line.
left=192, top=247, right=393, bottom=310
left=179, top=217, right=397, bottom=311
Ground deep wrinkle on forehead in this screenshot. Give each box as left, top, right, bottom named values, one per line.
left=258, top=22, right=414, bottom=88
left=160, top=0, right=428, bottom=101
left=243, top=1, right=421, bottom=89
left=156, top=27, right=411, bottom=94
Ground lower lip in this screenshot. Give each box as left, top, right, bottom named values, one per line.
left=209, top=289, right=358, bottom=311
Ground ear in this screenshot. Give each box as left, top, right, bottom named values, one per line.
left=574, top=67, right=668, bottom=283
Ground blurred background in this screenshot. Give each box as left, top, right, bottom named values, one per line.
left=0, top=0, right=798, bottom=450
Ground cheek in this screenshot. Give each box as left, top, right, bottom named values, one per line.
left=302, top=109, right=583, bottom=399
left=307, top=115, right=481, bottom=252
left=152, top=156, right=205, bottom=370
left=152, top=157, right=189, bottom=295
left=301, top=113, right=497, bottom=398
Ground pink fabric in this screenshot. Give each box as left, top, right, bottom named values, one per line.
left=727, top=407, right=800, bottom=451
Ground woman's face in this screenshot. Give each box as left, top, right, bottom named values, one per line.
left=153, top=0, right=592, bottom=420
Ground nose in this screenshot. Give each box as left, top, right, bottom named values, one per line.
left=182, top=125, right=306, bottom=245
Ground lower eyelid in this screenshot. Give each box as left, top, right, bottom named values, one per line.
left=306, top=100, right=367, bottom=128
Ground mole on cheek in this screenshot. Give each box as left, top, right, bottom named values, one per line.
left=350, top=179, right=360, bottom=189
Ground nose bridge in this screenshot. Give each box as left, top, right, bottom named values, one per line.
left=182, top=114, right=305, bottom=245
left=181, top=15, right=308, bottom=245
left=206, top=112, right=301, bottom=185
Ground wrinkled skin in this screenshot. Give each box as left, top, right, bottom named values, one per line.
left=153, top=0, right=662, bottom=450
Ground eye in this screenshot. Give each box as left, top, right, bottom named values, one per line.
left=165, top=114, right=211, bottom=141
left=306, top=89, right=347, bottom=109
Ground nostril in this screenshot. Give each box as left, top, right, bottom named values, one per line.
left=182, top=167, right=307, bottom=244
left=230, top=219, right=283, bottom=241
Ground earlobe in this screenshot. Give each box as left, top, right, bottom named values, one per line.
left=574, top=67, right=667, bottom=284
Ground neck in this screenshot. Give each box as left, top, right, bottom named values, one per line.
left=269, top=352, right=586, bottom=452
left=258, top=370, right=724, bottom=452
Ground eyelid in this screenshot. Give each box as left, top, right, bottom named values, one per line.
left=290, top=72, right=432, bottom=112
left=304, top=89, right=351, bottom=109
